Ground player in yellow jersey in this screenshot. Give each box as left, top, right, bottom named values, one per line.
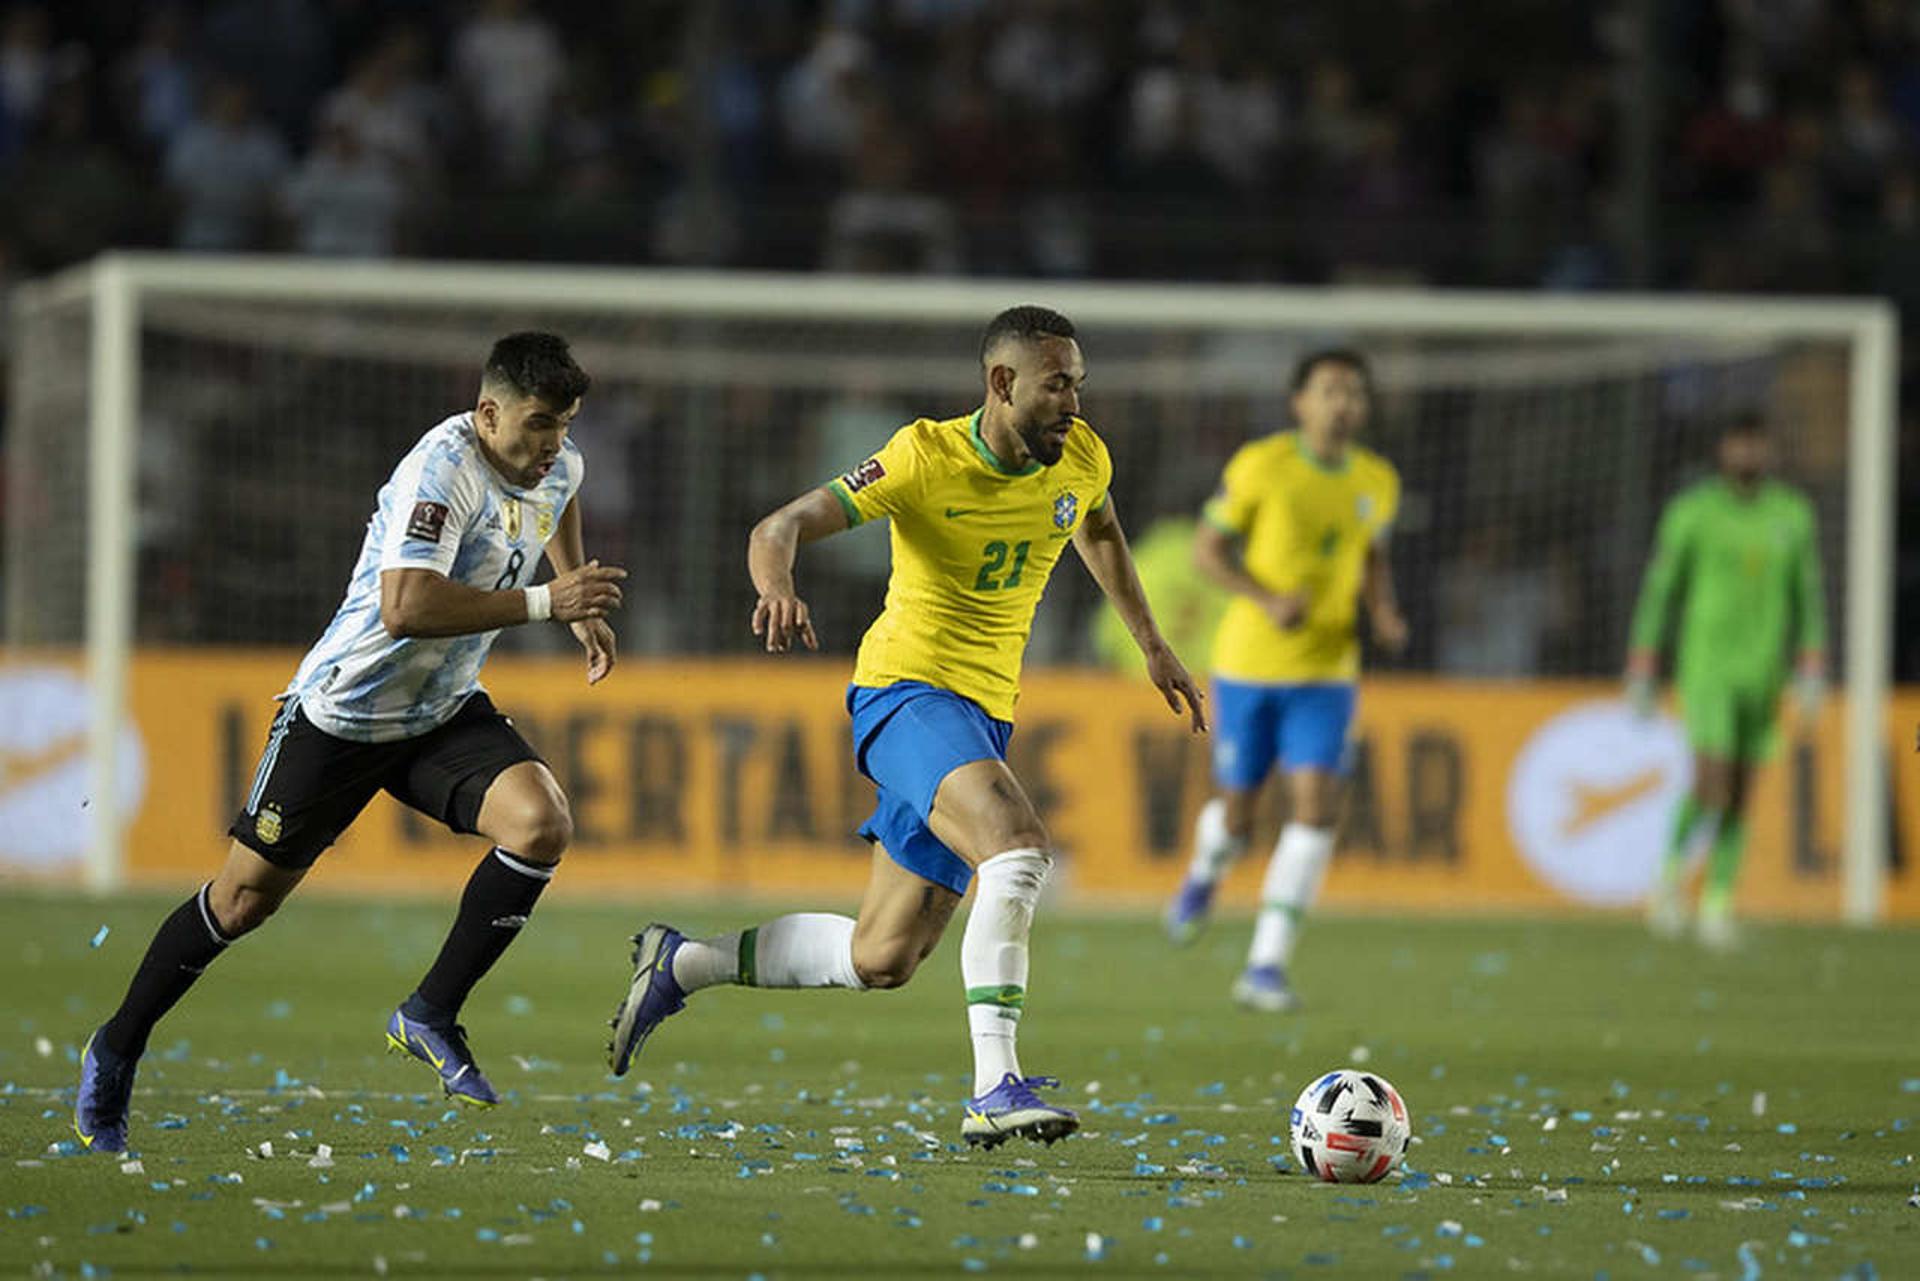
left=606, top=306, right=1207, bottom=1148
left=1164, top=350, right=1405, bottom=1012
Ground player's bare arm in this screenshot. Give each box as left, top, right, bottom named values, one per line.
left=748, top=486, right=849, bottom=653
left=1192, top=519, right=1305, bottom=630
left=380, top=560, right=624, bottom=640
left=1362, top=539, right=1409, bottom=653
left=543, top=497, right=618, bottom=684
left=1073, top=496, right=1207, bottom=733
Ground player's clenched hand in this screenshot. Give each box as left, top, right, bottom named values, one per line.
left=549, top=560, right=626, bottom=622
left=1261, top=592, right=1307, bottom=630
left=572, top=617, right=617, bottom=685
left=1145, top=640, right=1208, bottom=734
left=752, top=591, right=818, bottom=653
left=1371, top=604, right=1410, bottom=654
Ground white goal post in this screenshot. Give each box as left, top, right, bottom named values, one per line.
left=9, top=253, right=1898, bottom=919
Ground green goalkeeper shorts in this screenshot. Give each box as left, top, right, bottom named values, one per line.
left=1677, top=678, right=1783, bottom=763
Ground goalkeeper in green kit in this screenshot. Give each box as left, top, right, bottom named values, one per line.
left=1626, top=413, right=1828, bottom=949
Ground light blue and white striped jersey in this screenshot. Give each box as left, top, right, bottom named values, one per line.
left=286, top=412, right=584, bottom=742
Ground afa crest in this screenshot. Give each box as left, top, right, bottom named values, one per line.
left=1053, top=492, right=1079, bottom=530
left=255, top=804, right=283, bottom=845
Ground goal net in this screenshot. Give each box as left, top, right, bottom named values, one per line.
left=1, top=257, right=1894, bottom=914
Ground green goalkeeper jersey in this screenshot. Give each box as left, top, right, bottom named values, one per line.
left=1629, top=477, right=1827, bottom=691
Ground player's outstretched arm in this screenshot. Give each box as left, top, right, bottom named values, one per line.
left=1072, top=497, right=1207, bottom=733
left=1362, top=540, right=1409, bottom=654
left=748, top=487, right=849, bottom=653
left=380, top=561, right=625, bottom=639
left=543, top=497, right=618, bottom=685
left=1624, top=497, right=1692, bottom=711
left=1789, top=497, right=1830, bottom=721
left=1192, top=518, right=1305, bottom=631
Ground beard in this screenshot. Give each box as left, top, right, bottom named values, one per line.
left=1018, top=415, right=1071, bottom=466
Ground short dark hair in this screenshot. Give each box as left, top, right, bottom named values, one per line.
left=1722, top=410, right=1767, bottom=438
left=484, top=331, right=591, bottom=408
left=1291, top=347, right=1370, bottom=392
left=980, top=305, right=1076, bottom=364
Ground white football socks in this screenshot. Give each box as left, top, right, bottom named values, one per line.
left=1247, top=823, right=1335, bottom=971
left=962, top=847, right=1050, bottom=1096
left=671, top=913, right=864, bottom=992
left=1185, top=796, right=1249, bottom=886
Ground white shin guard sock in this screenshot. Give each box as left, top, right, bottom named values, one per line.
left=1186, top=796, right=1249, bottom=886
left=962, top=847, right=1050, bottom=1096
left=1247, top=823, right=1335, bottom=971
left=672, top=913, right=864, bottom=993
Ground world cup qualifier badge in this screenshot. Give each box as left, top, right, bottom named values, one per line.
left=1053, top=491, right=1079, bottom=530
left=255, top=804, right=283, bottom=845
left=841, top=457, right=885, bottom=493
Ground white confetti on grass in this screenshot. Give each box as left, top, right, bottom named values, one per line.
left=583, top=1141, right=612, bottom=1162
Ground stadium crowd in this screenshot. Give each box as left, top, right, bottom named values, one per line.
left=2, top=0, right=1919, bottom=674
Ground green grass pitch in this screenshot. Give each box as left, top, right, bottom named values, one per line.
left=2, top=890, right=1916, bottom=1278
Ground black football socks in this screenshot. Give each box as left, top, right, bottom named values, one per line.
left=99, top=883, right=233, bottom=1059
left=403, top=847, right=552, bottom=1026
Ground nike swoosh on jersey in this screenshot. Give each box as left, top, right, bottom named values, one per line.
left=944, top=507, right=984, bottom=519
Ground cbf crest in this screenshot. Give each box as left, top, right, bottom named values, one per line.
left=1053, top=491, right=1079, bottom=530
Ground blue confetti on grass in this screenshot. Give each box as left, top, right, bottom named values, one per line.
left=90, top=926, right=109, bottom=948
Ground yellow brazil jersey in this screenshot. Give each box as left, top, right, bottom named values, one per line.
left=826, top=409, right=1112, bottom=721
left=1205, top=432, right=1400, bottom=683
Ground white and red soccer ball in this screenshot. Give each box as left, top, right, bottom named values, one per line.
left=1290, top=1068, right=1411, bottom=1184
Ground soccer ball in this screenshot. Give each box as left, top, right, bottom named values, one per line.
left=1290, top=1068, right=1411, bottom=1184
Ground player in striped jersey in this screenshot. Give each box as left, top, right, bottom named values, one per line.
left=75, top=333, right=626, bottom=1154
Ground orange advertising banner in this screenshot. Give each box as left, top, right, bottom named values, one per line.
left=0, top=652, right=1913, bottom=920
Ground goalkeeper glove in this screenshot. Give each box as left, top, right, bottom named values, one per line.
left=1795, top=670, right=1826, bottom=723
left=1626, top=673, right=1657, bottom=720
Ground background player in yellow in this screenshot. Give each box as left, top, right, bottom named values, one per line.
left=1165, top=350, right=1405, bottom=1012
left=606, top=306, right=1207, bottom=1148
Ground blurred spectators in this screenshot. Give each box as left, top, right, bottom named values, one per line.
left=283, top=121, right=404, bottom=256
left=0, top=0, right=1918, bottom=669
left=0, top=0, right=1909, bottom=295
left=165, top=78, right=289, bottom=252
left=452, top=0, right=564, bottom=185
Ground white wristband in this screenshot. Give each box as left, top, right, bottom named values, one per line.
left=524, top=584, right=552, bottom=622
